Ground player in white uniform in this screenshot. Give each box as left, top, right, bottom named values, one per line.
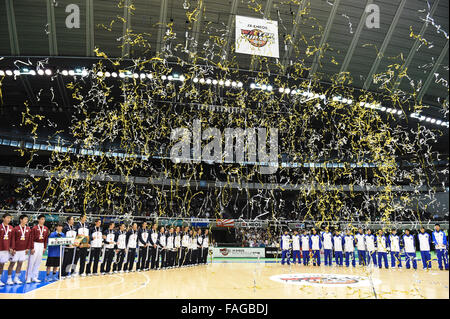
left=355, top=228, right=366, bottom=266
left=389, top=229, right=402, bottom=268
left=432, top=224, right=448, bottom=271
left=321, top=227, right=333, bottom=266
left=402, top=229, right=417, bottom=270
left=280, top=230, right=291, bottom=265
left=417, top=227, right=432, bottom=270
left=291, top=230, right=301, bottom=265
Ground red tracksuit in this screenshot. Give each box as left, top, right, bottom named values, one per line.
left=0, top=224, right=14, bottom=251
left=11, top=225, right=32, bottom=251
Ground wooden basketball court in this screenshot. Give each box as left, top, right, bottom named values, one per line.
left=1, top=260, right=448, bottom=299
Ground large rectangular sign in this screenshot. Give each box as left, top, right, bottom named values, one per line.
left=212, top=247, right=265, bottom=258
left=235, top=15, right=279, bottom=58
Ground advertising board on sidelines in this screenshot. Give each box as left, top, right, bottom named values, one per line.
left=235, top=221, right=268, bottom=228
left=212, top=247, right=265, bottom=258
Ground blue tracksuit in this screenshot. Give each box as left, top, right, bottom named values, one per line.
left=291, top=234, right=301, bottom=264
left=365, top=234, right=377, bottom=266
left=310, top=234, right=322, bottom=266
left=47, top=231, right=66, bottom=257
left=280, top=234, right=291, bottom=265
left=333, top=235, right=344, bottom=266
left=301, top=235, right=311, bottom=265
left=389, top=234, right=402, bottom=268
left=402, top=234, right=417, bottom=269
left=376, top=235, right=389, bottom=269
left=344, top=235, right=356, bottom=267
left=432, top=230, right=449, bottom=270
left=355, top=233, right=367, bottom=266
left=321, top=232, right=333, bottom=266
left=418, top=232, right=432, bottom=269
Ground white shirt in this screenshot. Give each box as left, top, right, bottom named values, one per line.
left=65, top=224, right=77, bottom=239
left=117, top=231, right=126, bottom=249
left=190, top=236, right=197, bottom=249
left=281, top=235, right=291, bottom=250
left=322, top=232, right=333, bottom=250
left=175, top=233, right=181, bottom=248
left=292, top=235, right=301, bottom=251
left=182, top=233, right=190, bottom=247
left=389, top=235, right=400, bottom=252
left=167, top=234, right=174, bottom=249
left=418, top=233, right=430, bottom=251
left=77, top=222, right=89, bottom=236
left=197, top=235, right=203, bottom=248
left=105, top=229, right=115, bottom=249
left=403, top=234, right=415, bottom=253
left=333, top=235, right=343, bottom=251
left=150, top=230, right=158, bottom=245
left=91, top=227, right=103, bottom=248
left=127, top=230, right=138, bottom=249
left=202, top=235, right=209, bottom=248
left=138, top=230, right=149, bottom=247
left=311, top=234, right=320, bottom=250
left=344, top=235, right=354, bottom=252
left=355, top=233, right=366, bottom=250
left=376, top=235, right=388, bottom=253
left=159, top=233, right=167, bottom=248
left=301, top=235, right=310, bottom=250
left=365, top=234, right=376, bottom=252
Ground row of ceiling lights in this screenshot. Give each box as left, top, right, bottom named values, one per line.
left=1, top=67, right=448, bottom=128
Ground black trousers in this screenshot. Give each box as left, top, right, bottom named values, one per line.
left=100, top=248, right=115, bottom=273
left=113, top=249, right=125, bottom=272
left=202, top=247, right=209, bottom=263
left=124, top=248, right=137, bottom=271
left=74, top=247, right=88, bottom=275
left=137, top=246, right=148, bottom=270
left=174, top=248, right=180, bottom=267
left=159, top=249, right=167, bottom=269
left=150, top=247, right=158, bottom=269
left=179, top=247, right=188, bottom=266
left=186, top=249, right=192, bottom=265
left=167, top=250, right=176, bottom=267
left=197, top=248, right=203, bottom=264
left=191, top=249, right=198, bottom=265
left=86, top=247, right=101, bottom=274
left=61, top=247, right=75, bottom=276
left=145, top=247, right=152, bottom=269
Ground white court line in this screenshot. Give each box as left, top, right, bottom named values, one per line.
left=42, top=274, right=125, bottom=290
left=109, top=272, right=150, bottom=299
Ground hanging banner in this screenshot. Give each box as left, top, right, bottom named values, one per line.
left=190, top=218, right=209, bottom=227
left=216, top=219, right=235, bottom=227
left=235, top=15, right=279, bottom=58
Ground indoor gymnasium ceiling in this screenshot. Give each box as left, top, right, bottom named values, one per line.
left=0, top=0, right=448, bottom=108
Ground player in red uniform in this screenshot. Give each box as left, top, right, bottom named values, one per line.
left=26, top=214, right=49, bottom=283
left=7, top=214, right=32, bottom=285
left=0, top=213, right=14, bottom=286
